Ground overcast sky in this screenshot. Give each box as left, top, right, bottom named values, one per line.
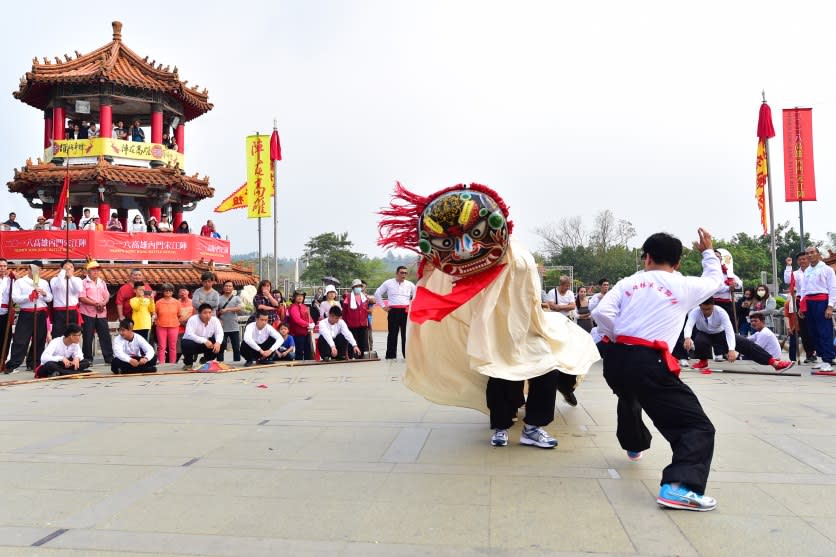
left=1, top=0, right=833, bottom=260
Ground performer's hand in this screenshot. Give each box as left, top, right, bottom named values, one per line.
left=72, top=358, right=80, bottom=370
left=727, top=350, right=738, bottom=363
left=785, top=257, right=793, bottom=265
left=204, top=340, right=213, bottom=348
left=307, top=322, right=315, bottom=331
left=683, top=338, right=694, bottom=351
left=62, top=357, right=72, bottom=367
left=129, top=358, right=139, bottom=367
left=28, top=291, right=38, bottom=301
left=212, top=342, right=221, bottom=353
left=353, top=346, right=361, bottom=356
left=260, top=349, right=271, bottom=358
left=331, top=346, right=337, bottom=357
left=695, top=228, right=713, bottom=252
left=826, top=306, right=833, bottom=319
left=799, top=311, right=805, bottom=319
left=139, top=357, right=148, bottom=365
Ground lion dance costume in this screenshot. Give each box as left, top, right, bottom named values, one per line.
left=378, top=182, right=599, bottom=446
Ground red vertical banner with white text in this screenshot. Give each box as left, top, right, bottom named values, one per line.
left=782, top=108, right=817, bottom=202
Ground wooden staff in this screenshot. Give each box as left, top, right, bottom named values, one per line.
left=30, top=265, right=42, bottom=371
left=0, top=272, right=14, bottom=371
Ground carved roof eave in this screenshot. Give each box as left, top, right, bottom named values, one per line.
left=7, top=160, right=213, bottom=199
left=12, top=23, right=212, bottom=121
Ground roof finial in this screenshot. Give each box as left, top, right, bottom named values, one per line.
left=112, top=21, right=123, bottom=41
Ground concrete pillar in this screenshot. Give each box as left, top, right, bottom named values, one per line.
left=52, top=106, right=66, bottom=140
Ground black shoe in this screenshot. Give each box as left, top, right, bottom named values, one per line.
left=244, top=360, right=254, bottom=367
left=104, top=359, right=113, bottom=365
left=560, top=390, right=578, bottom=407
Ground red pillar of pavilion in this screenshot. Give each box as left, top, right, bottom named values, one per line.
left=117, top=208, right=128, bottom=232
left=151, top=104, right=163, bottom=144
left=52, top=106, right=65, bottom=140
left=175, top=123, right=184, bottom=154
left=43, top=110, right=52, bottom=147
left=149, top=206, right=162, bottom=223
left=172, top=205, right=183, bottom=230
left=99, top=97, right=112, bottom=138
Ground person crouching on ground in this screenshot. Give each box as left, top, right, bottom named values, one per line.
left=241, top=311, right=285, bottom=366
left=37, top=323, right=90, bottom=377
left=181, top=303, right=223, bottom=370
left=317, top=306, right=361, bottom=361
left=111, top=319, right=157, bottom=374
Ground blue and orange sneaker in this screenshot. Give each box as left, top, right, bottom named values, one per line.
left=657, top=483, right=717, bottom=511
left=627, top=450, right=643, bottom=461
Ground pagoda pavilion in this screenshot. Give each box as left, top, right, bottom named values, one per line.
left=3, top=21, right=256, bottom=292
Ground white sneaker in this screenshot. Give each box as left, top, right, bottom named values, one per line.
left=678, top=359, right=690, bottom=368
left=812, top=363, right=824, bottom=369
left=818, top=363, right=833, bottom=372
left=491, top=429, right=508, bottom=446
left=713, top=355, right=725, bottom=362
left=520, top=426, right=558, bottom=448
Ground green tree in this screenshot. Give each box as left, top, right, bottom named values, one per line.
left=300, top=232, right=365, bottom=286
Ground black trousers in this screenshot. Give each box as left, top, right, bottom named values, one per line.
left=671, top=318, right=688, bottom=360
left=797, top=301, right=814, bottom=357
left=349, top=326, right=370, bottom=354
left=386, top=308, right=407, bottom=359
left=240, top=338, right=280, bottom=362
left=51, top=309, right=80, bottom=338
left=82, top=315, right=114, bottom=363
left=181, top=338, right=218, bottom=365
left=692, top=330, right=773, bottom=365
left=317, top=334, right=354, bottom=361
left=604, top=343, right=715, bottom=494
left=7, top=311, right=47, bottom=371
left=293, top=334, right=314, bottom=360
left=486, top=370, right=559, bottom=430
left=38, top=358, right=92, bottom=377
left=0, top=313, right=11, bottom=364
left=111, top=355, right=158, bottom=374
left=219, top=331, right=241, bottom=362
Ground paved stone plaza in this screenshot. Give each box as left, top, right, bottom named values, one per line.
left=0, top=337, right=834, bottom=556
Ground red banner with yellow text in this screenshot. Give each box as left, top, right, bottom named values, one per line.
left=0, top=231, right=231, bottom=264
left=782, top=108, right=817, bottom=202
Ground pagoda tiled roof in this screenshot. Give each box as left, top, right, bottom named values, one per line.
left=15, top=262, right=258, bottom=289
left=13, top=21, right=212, bottom=121
left=8, top=159, right=213, bottom=198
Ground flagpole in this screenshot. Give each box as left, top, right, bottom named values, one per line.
left=272, top=118, right=279, bottom=287
left=762, top=91, right=779, bottom=293
left=64, top=158, right=71, bottom=326
left=798, top=201, right=805, bottom=251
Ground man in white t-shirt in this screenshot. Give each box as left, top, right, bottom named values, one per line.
left=747, top=312, right=782, bottom=360
left=544, top=275, right=575, bottom=317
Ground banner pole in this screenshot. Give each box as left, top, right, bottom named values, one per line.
left=762, top=92, right=778, bottom=293
left=273, top=118, right=279, bottom=288
left=798, top=201, right=805, bottom=251
left=258, top=216, right=263, bottom=280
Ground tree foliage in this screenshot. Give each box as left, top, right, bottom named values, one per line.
left=300, top=232, right=366, bottom=286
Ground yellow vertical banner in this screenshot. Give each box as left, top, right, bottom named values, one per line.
left=246, top=134, right=272, bottom=219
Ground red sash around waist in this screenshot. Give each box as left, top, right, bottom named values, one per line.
left=615, top=335, right=681, bottom=376
left=21, top=307, right=49, bottom=313
left=800, top=293, right=828, bottom=313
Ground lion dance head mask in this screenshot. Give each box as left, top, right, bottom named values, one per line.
left=378, top=183, right=513, bottom=278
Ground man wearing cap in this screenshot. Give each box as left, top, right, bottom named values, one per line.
left=50, top=260, right=84, bottom=337
left=79, top=260, right=113, bottom=364
left=342, top=278, right=373, bottom=355
left=5, top=264, right=52, bottom=374
left=374, top=266, right=416, bottom=360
